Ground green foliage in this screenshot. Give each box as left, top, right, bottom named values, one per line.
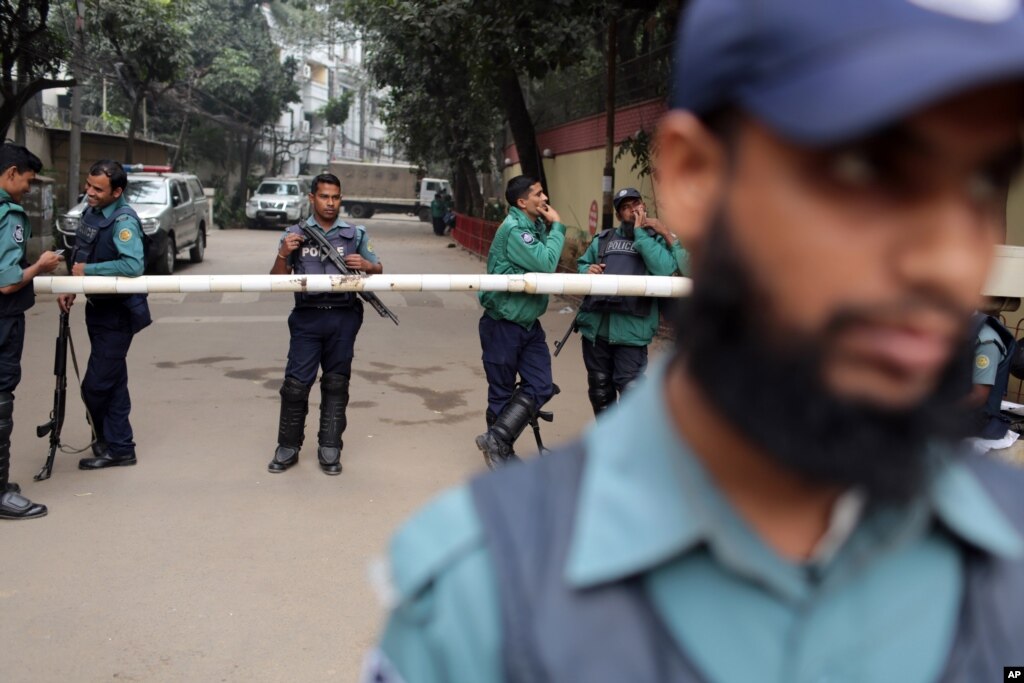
left=0, top=0, right=73, bottom=139
left=615, top=129, right=655, bottom=178
left=99, top=110, right=129, bottom=133
left=320, top=93, right=353, bottom=127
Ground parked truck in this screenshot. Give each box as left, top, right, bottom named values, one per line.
left=327, top=161, right=449, bottom=221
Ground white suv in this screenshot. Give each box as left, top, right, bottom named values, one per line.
left=246, top=177, right=310, bottom=229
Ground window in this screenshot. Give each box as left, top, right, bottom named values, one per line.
left=124, top=180, right=167, bottom=205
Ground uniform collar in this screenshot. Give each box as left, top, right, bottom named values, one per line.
left=566, top=358, right=1023, bottom=589
left=96, top=195, right=127, bottom=218
left=508, top=206, right=543, bottom=232
left=305, top=215, right=353, bottom=233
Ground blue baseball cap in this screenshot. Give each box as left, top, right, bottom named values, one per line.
left=672, top=0, right=1024, bottom=144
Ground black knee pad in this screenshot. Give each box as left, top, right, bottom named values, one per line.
left=280, top=377, right=311, bottom=403
left=587, top=371, right=616, bottom=413
left=320, top=372, right=349, bottom=396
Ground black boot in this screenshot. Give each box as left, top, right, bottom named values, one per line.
left=268, top=377, right=310, bottom=473
left=317, top=373, right=349, bottom=475
left=587, top=371, right=617, bottom=416
left=475, top=392, right=536, bottom=469
left=0, top=392, right=46, bottom=520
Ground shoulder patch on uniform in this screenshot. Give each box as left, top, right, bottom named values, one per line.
left=976, top=354, right=991, bottom=370
left=12, top=224, right=23, bottom=244
left=388, top=486, right=483, bottom=603
left=118, top=227, right=133, bottom=243
left=521, top=231, right=535, bottom=244
left=366, top=240, right=375, bottom=254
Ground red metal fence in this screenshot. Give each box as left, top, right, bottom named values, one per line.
left=453, top=213, right=500, bottom=257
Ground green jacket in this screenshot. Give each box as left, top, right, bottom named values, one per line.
left=0, top=189, right=30, bottom=288
left=430, top=196, right=445, bottom=218
left=478, top=207, right=566, bottom=329
left=575, top=225, right=685, bottom=346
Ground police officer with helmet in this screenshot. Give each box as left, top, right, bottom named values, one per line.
left=268, top=172, right=382, bottom=476
left=0, top=144, right=62, bottom=519
left=576, top=187, right=688, bottom=414
left=58, top=160, right=150, bottom=470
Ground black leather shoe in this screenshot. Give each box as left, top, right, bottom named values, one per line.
left=0, top=491, right=47, bottom=519
left=79, top=451, right=137, bottom=469
left=317, top=446, right=342, bottom=476
left=268, top=446, right=298, bottom=473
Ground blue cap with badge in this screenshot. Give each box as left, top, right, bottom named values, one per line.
left=671, top=0, right=1024, bottom=144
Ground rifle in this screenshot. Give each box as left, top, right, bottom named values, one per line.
left=34, top=311, right=70, bottom=481
left=553, top=315, right=579, bottom=357
left=299, top=224, right=399, bottom=326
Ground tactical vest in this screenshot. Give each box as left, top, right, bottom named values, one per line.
left=287, top=223, right=360, bottom=309
left=579, top=227, right=654, bottom=318
left=73, top=204, right=151, bottom=334
left=0, top=200, right=34, bottom=317
left=74, top=204, right=140, bottom=267
left=969, top=313, right=1018, bottom=439
left=469, top=444, right=1024, bottom=683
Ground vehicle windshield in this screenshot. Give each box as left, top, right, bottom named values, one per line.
left=256, top=182, right=300, bottom=196
left=124, top=179, right=168, bottom=205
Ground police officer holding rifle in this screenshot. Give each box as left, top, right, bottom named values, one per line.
left=268, top=172, right=385, bottom=476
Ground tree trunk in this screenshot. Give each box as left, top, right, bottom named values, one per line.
left=238, top=130, right=255, bottom=208
left=458, top=157, right=483, bottom=217
left=125, top=94, right=143, bottom=164
left=495, top=69, right=547, bottom=192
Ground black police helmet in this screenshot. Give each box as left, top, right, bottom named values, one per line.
left=613, top=187, right=643, bottom=214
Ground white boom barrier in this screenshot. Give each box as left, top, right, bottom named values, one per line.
left=33, top=273, right=692, bottom=298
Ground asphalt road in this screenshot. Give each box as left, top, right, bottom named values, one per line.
left=0, top=215, right=670, bottom=682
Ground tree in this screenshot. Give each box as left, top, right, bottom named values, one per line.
left=320, top=92, right=352, bottom=162
left=90, top=0, right=191, bottom=161
left=0, top=0, right=73, bottom=141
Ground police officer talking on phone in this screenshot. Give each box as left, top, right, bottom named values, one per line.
left=268, top=172, right=381, bottom=476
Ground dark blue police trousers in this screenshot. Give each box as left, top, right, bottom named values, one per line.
left=0, top=314, right=25, bottom=394
left=582, top=336, right=648, bottom=392
left=479, top=314, right=554, bottom=415
left=285, top=305, right=364, bottom=386
left=83, top=300, right=136, bottom=456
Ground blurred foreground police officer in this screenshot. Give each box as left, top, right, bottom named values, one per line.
left=0, top=144, right=62, bottom=519
left=268, top=172, right=381, bottom=475
left=58, top=160, right=149, bottom=470
left=366, top=1, right=1024, bottom=680
left=475, top=176, right=565, bottom=469
left=576, top=187, right=687, bottom=415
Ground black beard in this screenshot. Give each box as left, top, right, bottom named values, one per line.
left=670, top=218, right=974, bottom=502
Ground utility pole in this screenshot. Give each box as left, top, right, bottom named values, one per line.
left=602, top=19, right=617, bottom=231
left=67, top=0, right=86, bottom=211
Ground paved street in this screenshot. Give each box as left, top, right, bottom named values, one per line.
left=0, top=216, right=670, bottom=682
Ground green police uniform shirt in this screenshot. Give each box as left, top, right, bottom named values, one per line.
left=973, top=323, right=1006, bottom=386
left=575, top=224, right=685, bottom=347
left=83, top=195, right=145, bottom=278
left=478, top=207, right=566, bottom=329
left=368, top=360, right=1023, bottom=683
left=0, top=189, right=30, bottom=288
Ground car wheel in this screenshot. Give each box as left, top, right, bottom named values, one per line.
left=247, top=219, right=259, bottom=230
left=189, top=228, right=205, bottom=263
left=349, top=203, right=369, bottom=220
left=419, top=207, right=430, bottom=222
left=155, top=235, right=176, bottom=275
